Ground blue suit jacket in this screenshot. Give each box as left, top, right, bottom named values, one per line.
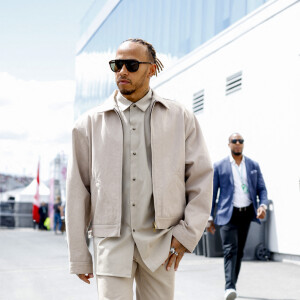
left=211, top=156, right=268, bottom=226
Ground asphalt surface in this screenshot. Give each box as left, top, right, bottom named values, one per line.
left=0, top=228, right=299, bottom=300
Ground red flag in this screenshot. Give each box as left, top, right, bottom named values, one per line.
left=32, top=161, right=40, bottom=223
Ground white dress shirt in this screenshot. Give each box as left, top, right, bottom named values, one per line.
left=230, top=155, right=252, bottom=208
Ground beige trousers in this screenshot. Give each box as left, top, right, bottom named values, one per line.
left=96, top=246, right=175, bottom=300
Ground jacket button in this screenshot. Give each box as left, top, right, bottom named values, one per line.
left=133, top=229, right=135, bottom=232
left=133, top=178, right=136, bottom=181
left=133, top=104, right=136, bottom=107
left=133, top=152, right=136, bottom=155
left=132, top=203, right=135, bottom=206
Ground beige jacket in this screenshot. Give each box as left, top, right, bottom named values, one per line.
left=66, top=90, right=213, bottom=274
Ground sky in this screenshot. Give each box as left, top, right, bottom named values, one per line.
left=0, top=0, right=94, bottom=180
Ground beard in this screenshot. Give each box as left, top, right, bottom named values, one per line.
left=119, top=87, right=135, bottom=95
left=117, top=77, right=135, bottom=95
left=232, top=150, right=242, bottom=156
left=117, top=69, right=148, bottom=97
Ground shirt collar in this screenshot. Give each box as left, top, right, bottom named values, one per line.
left=116, top=89, right=152, bottom=112
left=230, top=155, right=245, bottom=165
left=96, top=89, right=169, bottom=114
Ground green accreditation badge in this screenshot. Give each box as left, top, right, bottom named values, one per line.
left=241, top=183, right=248, bottom=194
left=235, top=162, right=249, bottom=194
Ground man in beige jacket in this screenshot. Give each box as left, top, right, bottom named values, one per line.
left=66, top=38, right=213, bottom=300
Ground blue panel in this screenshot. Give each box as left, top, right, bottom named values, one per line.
left=231, top=0, right=247, bottom=24
left=74, top=0, right=269, bottom=118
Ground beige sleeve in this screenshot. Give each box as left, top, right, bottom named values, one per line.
left=172, top=112, right=213, bottom=252
left=66, top=123, right=93, bottom=274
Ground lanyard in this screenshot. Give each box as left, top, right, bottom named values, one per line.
left=234, top=162, right=249, bottom=194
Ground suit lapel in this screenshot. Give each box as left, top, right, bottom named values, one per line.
left=245, top=156, right=254, bottom=201
left=226, top=157, right=234, bottom=186
left=245, top=156, right=252, bottom=187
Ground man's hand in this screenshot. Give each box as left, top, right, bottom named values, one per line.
left=257, top=206, right=266, bottom=219
left=164, top=236, right=187, bottom=271
left=206, top=220, right=216, bottom=234
left=77, top=273, right=94, bottom=284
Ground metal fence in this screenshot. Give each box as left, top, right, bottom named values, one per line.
left=0, top=201, right=33, bottom=228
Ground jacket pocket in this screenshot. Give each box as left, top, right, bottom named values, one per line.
left=91, top=224, right=121, bottom=238
left=250, top=171, right=257, bottom=187
left=93, top=236, right=109, bottom=272
left=159, top=173, right=185, bottom=219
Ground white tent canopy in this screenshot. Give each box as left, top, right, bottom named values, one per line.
left=1, top=187, right=24, bottom=202
left=1, top=179, right=50, bottom=203
left=21, top=179, right=49, bottom=196
left=19, top=179, right=50, bottom=203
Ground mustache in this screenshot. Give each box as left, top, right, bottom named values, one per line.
left=117, top=76, right=131, bottom=84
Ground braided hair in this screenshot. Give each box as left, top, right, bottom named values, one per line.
left=123, top=38, right=164, bottom=76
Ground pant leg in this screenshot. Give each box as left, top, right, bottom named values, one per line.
left=58, top=216, right=62, bottom=231
left=219, top=222, right=238, bottom=290
left=96, top=261, right=137, bottom=300
left=134, top=246, right=175, bottom=300
left=54, top=214, right=58, bottom=231
left=235, top=211, right=252, bottom=283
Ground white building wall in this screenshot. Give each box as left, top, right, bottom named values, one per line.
left=152, top=0, right=300, bottom=256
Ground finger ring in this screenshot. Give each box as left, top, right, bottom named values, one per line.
left=170, top=247, right=175, bottom=254
left=174, top=251, right=178, bottom=256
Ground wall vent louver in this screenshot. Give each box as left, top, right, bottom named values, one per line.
left=193, top=90, right=204, bottom=114
left=226, top=71, right=242, bottom=95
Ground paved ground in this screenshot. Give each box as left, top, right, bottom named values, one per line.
left=0, top=228, right=299, bottom=300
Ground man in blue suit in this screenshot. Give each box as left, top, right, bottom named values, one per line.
left=207, top=133, right=268, bottom=300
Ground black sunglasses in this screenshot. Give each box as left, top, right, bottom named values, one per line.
left=109, top=59, right=152, bottom=73
left=231, top=139, right=244, bottom=144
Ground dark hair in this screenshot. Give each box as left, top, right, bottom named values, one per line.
left=228, top=132, right=243, bottom=142
left=122, top=38, right=164, bottom=76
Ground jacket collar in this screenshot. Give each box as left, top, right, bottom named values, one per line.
left=96, top=89, right=170, bottom=113
left=229, top=155, right=245, bottom=166
left=95, top=90, right=118, bottom=113
left=152, top=90, right=170, bottom=109
left=227, top=155, right=251, bottom=187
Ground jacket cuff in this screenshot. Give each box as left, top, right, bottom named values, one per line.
left=260, top=204, right=268, bottom=210
left=172, top=224, right=198, bottom=253
left=69, top=261, right=93, bottom=274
